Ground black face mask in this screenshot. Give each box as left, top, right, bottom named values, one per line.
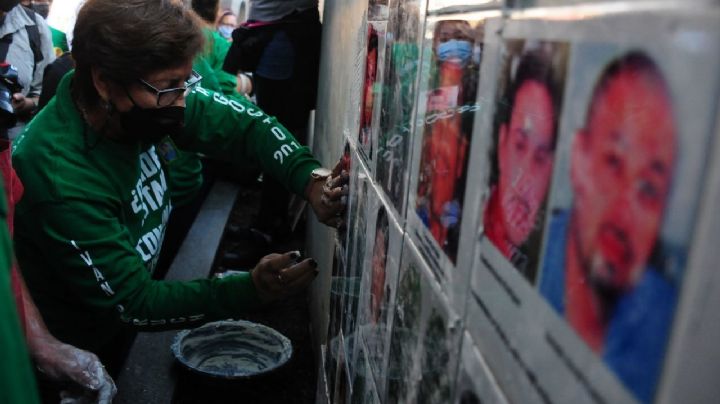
left=0, top=0, right=20, bottom=12
left=31, top=3, right=49, bottom=18
left=117, top=105, right=186, bottom=144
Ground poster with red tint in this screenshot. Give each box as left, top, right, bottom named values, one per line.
left=358, top=22, right=387, bottom=165
left=375, top=0, right=426, bottom=216
left=482, top=40, right=569, bottom=282
left=405, top=9, right=499, bottom=306
left=461, top=9, right=720, bottom=404
left=355, top=192, right=403, bottom=395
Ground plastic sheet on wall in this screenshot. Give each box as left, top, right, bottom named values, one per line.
left=353, top=191, right=405, bottom=395
left=342, top=150, right=372, bottom=377
left=374, top=0, right=427, bottom=216
left=405, top=7, right=501, bottom=307
left=461, top=7, right=720, bottom=404
left=385, top=237, right=462, bottom=403
left=358, top=21, right=389, bottom=167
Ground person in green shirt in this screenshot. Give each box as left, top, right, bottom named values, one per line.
left=12, top=0, right=345, bottom=373
left=0, top=134, right=115, bottom=402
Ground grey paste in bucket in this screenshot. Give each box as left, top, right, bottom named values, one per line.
left=172, top=320, right=293, bottom=378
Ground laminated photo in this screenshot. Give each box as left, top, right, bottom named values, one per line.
left=482, top=39, right=569, bottom=282
left=405, top=10, right=500, bottom=304
left=537, top=39, right=718, bottom=403
left=375, top=0, right=426, bottom=214
left=357, top=197, right=404, bottom=394
left=386, top=239, right=424, bottom=403
left=387, top=238, right=461, bottom=404
left=358, top=22, right=388, bottom=164
left=344, top=155, right=371, bottom=344
left=411, top=15, right=484, bottom=265
left=463, top=9, right=720, bottom=404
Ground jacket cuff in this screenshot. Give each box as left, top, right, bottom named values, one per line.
left=215, top=271, right=261, bottom=312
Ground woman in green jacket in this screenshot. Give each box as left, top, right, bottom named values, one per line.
left=12, top=0, right=344, bottom=371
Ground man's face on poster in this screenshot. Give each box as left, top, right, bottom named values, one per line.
left=498, top=80, right=556, bottom=246
left=571, top=67, right=675, bottom=292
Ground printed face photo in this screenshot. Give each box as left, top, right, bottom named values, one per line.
left=359, top=24, right=382, bottom=161
left=415, top=18, right=484, bottom=263
left=537, top=47, right=697, bottom=403
left=387, top=258, right=422, bottom=403
left=484, top=40, right=568, bottom=280
left=571, top=61, right=675, bottom=293
left=376, top=0, right=423, bottom=211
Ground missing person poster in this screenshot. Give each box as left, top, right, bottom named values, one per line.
left=356, top=193, right=404, bottom=395
left=386, top=238, right=462, bottom=403
left=482, top=40, right=569, bottom=282
left=463, top=8, right=720, bottom=404
left=358, top=21, right=388, bottom=165
left=375, top=0, right=426, bottom=215
left=344, top=152, right=372, bottom=378
left=406, top=7, right=501, bottom=305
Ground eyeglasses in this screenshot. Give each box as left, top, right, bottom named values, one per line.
left=136, top=70, right=203, bottom=107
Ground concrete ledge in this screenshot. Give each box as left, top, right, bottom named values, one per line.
left=115, top=180, right=240, bottom=403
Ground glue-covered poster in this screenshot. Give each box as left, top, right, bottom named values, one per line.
left=482, top=40, right=569, bottom=282
left=413, top=16, right=485, bottom=264
left=358, top=22, right=387, bottom=164
left=375, top=0, right=425, bottom=213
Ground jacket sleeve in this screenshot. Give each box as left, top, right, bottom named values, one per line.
left=179, top=86, right=321, bottom=195
left=18, top=198, right=260, bottom=331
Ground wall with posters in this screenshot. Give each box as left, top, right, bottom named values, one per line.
left=308, top=0, right=720, bottom=403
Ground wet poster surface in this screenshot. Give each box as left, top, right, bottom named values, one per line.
left=413, top=16, right=484, bottom=264
left=538, top=38, right=717, bottom=402
left=358, top=21, right=388, bottom=164
left=464, top=10, right=720, bottom=404
left=375, top=0, right=425, bottom=214
left=483, top=40, right=569, bottom=282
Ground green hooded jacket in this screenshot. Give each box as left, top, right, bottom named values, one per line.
left=12, top=71, right=320, bottom=353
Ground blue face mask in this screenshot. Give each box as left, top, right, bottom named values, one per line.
left=437, top=39, right=472, bottom=65
left=218, top=25, right=234, bottom=40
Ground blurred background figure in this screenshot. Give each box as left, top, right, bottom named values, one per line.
left=24, top=0, right=69, bottom=55
left=216, top=9, right=237, bottom=41
left=0, top=0, right=55, bottom=139
left=224, top=0, right=322, bottom=245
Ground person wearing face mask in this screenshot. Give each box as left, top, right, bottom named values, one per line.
left=0, top=0, right=55, bottom=139
left=12, top=0, right=347, bottom=379
left=216, top=10, right=237, bottom=42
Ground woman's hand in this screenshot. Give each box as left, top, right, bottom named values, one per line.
left=34, top=340, right=117, bottom=404
left=11, top=93, right=37, bottom=117
left=305, top=161, right=350, bottom=228
left=251, top=251, right=319, bottom=303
